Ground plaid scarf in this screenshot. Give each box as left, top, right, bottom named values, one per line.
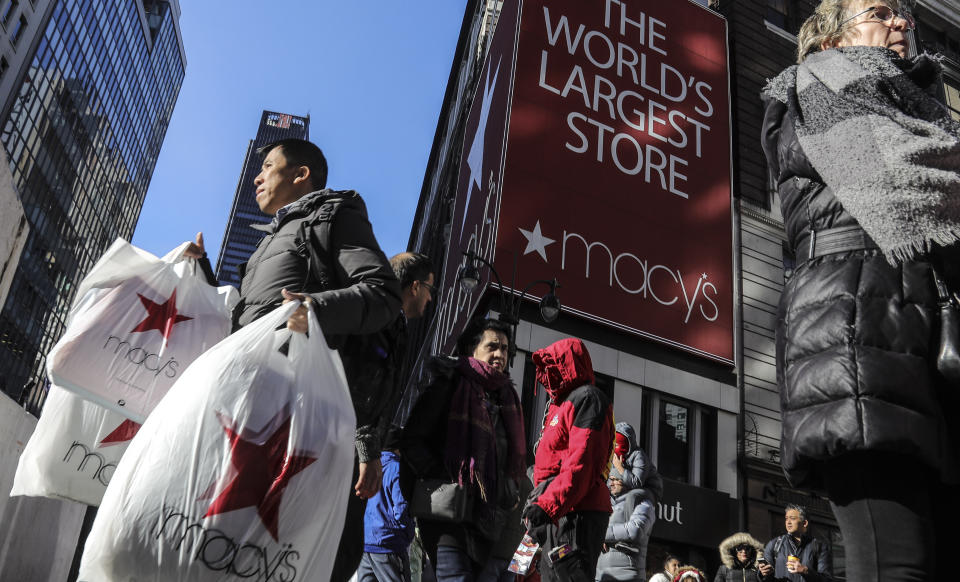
left=764, top=46, right=960, bottom=265
left=444, top=357, right=526, bottom=512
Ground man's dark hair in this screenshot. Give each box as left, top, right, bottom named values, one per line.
left=460, top=318, right=512, bottom=357
left=785, top=503, right=807, bottom=522
left=258, top=138, right=328, bottom=190
left=390, top=252, right=435, bottom=290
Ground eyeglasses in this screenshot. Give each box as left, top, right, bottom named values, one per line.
left=839, top=5, right=915, bottom=30
left=419, top=280, right=437, bottom=295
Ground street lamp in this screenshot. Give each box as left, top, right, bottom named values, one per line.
left=457, top=250, right=562, bottom=362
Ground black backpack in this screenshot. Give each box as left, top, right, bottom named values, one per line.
left=293, top=196, right=406, bottom=426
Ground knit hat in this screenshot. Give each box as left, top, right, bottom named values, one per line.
left=673, top=566, right=706, bottom=582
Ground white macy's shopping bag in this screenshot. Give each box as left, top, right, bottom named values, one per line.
left=12, top=239, right=236, bottom=505
left=79, top=302, right=356, bottom=582
left=10, top=385, right=142, bottom=505
left=47, top=238, right=238, bottom=422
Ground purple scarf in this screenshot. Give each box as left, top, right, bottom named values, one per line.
left=444, top=357, right=526, bottom=511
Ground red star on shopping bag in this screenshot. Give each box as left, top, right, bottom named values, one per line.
left=130, top=288, right=192, bottom=343
left=202, top=410, right=317, bottom=540
left=98, top=419, right=142, bottom=447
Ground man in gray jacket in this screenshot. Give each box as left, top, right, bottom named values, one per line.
left=185, top=138, right=401, bottom=581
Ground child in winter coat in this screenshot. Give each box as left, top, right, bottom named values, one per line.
left=613, top=422, right=663, bottom=503
left=595, top=472, right=656, bottom=581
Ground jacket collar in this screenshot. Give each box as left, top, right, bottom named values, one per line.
left=249, top=189, right=337, bottom=233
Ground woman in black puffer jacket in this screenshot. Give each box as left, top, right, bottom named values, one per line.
left=760, top=0, right=960, bottom=580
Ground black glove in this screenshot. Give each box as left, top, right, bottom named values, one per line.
left=522, top=503, right=551, bottom=528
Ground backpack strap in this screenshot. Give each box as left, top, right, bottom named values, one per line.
left=773, top=535, right=785, bottom=560
left=294, top=198, right=342, bottom=292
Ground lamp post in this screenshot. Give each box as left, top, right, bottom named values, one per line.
left=458, top=249, right=561, bottom=364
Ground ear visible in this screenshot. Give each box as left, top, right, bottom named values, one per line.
left=293, top=165, right=311, bottom=185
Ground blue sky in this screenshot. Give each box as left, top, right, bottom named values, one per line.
left=131, top=1, right=467, bottom=264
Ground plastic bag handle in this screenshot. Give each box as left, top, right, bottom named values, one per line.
left=160, top=241, right=193, bottom=263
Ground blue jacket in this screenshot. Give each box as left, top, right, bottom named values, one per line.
left=363, top=451, right=414, bottom=554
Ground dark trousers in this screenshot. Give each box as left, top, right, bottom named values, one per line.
left=433, top=545, right=511, bottom=582
left=358, top=551, right=412, bottom=582
left=331, top=459, right=368, bottom=582
left=538, top=511, right=608, bottom=582
left=822, top=452, right=960, bottom=582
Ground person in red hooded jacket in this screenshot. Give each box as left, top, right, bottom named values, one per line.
left=522, top=338, right=615, bottom=582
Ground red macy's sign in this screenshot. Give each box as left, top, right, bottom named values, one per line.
left=495, top=0, right=733, bottom=362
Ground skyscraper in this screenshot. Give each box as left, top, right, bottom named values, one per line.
left=0, top=0, right=186, bottom=413
left=213, top=110, right=309, bottom=287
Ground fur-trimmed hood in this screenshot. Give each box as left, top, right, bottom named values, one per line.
left=718, top=532, right=764, bottom=570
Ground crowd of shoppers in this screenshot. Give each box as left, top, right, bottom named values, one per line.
left=210, top=17, right=960, bottom=574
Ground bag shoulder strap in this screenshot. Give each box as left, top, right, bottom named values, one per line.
left=773, top=535, right=785, bottom=559
left=295, top=199, right=343, bottom=292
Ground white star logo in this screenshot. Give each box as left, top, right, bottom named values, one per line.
left=519, top=220, right=555, bottom=262
left=460, top=57, right=501, bottom=241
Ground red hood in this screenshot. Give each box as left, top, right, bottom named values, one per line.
left=532, top=338, right=595, bottom=402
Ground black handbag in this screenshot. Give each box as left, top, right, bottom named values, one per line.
left=409, top=478, right=472, bottom=523
left=932, top=265, right=960, bottom=384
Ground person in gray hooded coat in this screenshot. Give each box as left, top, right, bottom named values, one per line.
left=613, top=422, right=663, bottom=503
left=595, top=470, right=656, bottom=581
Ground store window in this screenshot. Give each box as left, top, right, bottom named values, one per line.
left=944, top=75, right=960, bottom=122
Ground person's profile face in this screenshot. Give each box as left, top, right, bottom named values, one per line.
left=253, top=147, right=302, bottom=215
left=608, top=478, right=623, bottom=496
left=666, top=559, right=680, bottom=575
left=784, top=509, right=807, bottom=534
left=410, top=273, right=435, bottom=319
left=831, top=1, right=911, bottom=58
left=472, top=329, right=508, bottom=372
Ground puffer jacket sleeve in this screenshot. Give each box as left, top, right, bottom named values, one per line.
left=605, top=495, right=655, bottom=545
left=307, top=200, right=401, bottom=336
left=621, top=448, right=652, bottom=491
left=761, top=96, right=787, bottom=186
left=536, top=388, right=612, bottom=519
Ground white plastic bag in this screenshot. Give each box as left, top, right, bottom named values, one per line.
left=79, top=301, right=356, bottom=582
left=10, top=385, right=141, bottom=505
left=47, top=238, right=238, bottom=422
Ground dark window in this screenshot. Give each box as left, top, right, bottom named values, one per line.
left=766, top=0, right=797, bottom=33
left=10, top=13, right=26, bottom=46
left=1, top=0, right=17, bottom=28
left=0, top=56, right=8, bottom=79
left=657, top=399, right=691, bottom=482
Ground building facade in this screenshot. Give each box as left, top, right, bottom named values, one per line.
left=213, top=110, right=309, bottom=287
left=407, top=0, right=960, bottom=579
left=405, top=0, right=739, bottom=575
left=0, top=0, right=185, bottom=415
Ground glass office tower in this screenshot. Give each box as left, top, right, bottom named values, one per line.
left=213, top=110, right=309, bottom=287
left=0, top=0, right=185, bottom=412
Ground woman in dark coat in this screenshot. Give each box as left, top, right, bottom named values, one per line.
left=713, top=533, right=762, bottom=582
left=760, top=0, right=960, bottom=580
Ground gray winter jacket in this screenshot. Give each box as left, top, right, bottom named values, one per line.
left=615, top=422, right=663, bottom=502
left=235, top=188, right=401, bottom=461
left=596, top=487, right=656, bottom=582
